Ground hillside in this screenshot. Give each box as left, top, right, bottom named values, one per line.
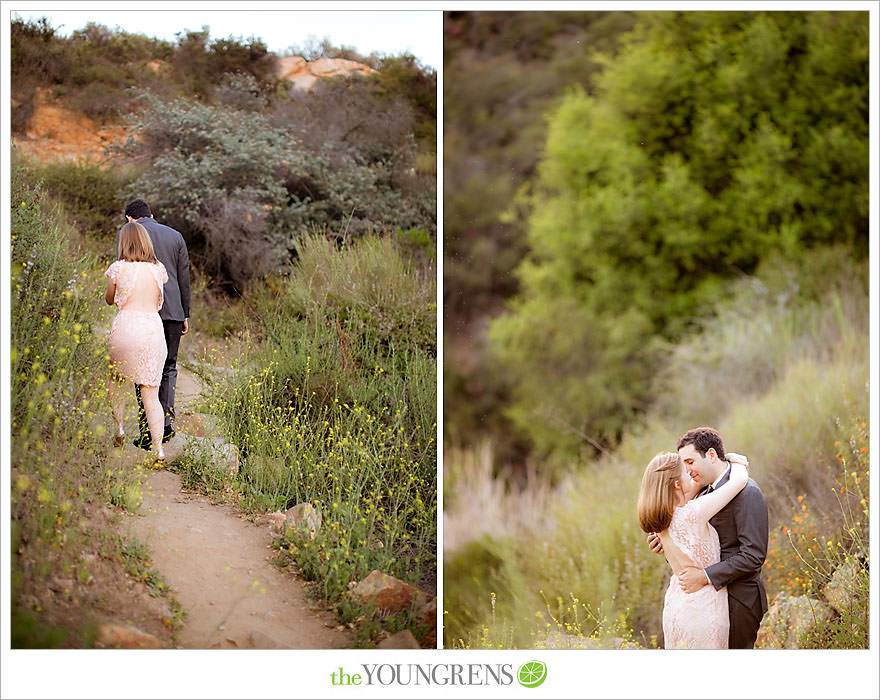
left=12, top=54, right=381, bottom=164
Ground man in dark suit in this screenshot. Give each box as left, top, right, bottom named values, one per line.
left=118, top=198, right=191, bottom=449
left=649, top=426, right=769, bottom=648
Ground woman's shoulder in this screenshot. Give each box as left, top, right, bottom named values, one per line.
left=151, top=260, right=169, bottom=282
left=674, top=499, right=700, bottom=520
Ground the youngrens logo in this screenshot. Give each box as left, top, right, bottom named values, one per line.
left=330, top=661, right=547, bottom=688
left=516, top=661, right=547, bottom=689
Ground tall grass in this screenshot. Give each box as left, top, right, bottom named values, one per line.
left=181, top=234, right=437, bottom=603
left=443, top=247, right=868, bottom=648
left=10, top=165, right=171, bottom=645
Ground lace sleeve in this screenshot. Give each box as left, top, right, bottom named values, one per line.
left=152, top=262, right=168, bottom=310
left=104, top=260, right=122, bottom=282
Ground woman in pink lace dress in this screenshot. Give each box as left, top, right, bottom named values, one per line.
left=637, top=452, right=749, bottom=648
left=104, top=222, right=169, bottom=462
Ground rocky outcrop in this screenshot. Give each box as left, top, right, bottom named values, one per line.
left=757, top=591, right=834, bottom=649
left=12, top=88, right=128, bottom=163
left=276, top=55, right=376, bottom=91
left=146, top=59, right=171, bottom=75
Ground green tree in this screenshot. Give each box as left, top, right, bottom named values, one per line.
left=489, top=11, right=868, bottom=457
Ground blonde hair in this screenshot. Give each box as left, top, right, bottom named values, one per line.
left=637, top=452, right=683, bottom=533
left=118, top=222, right=158, bottom=263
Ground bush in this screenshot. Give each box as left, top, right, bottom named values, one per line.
left=21, top=158, right=135, bottom=246
left=115, top=91, right=435, bottom=290
left=193, top=234, right=437, bottom=600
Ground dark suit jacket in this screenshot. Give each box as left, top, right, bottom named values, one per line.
left=117, top=217, right=190, bottom=322
left=703, top=471, right=769, bottom=617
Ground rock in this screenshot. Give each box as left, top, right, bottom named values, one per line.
left=97, top=623, right=163, bottom=649
left=267, top=511, right=288, bottom=534
left=308, top=57, right=376, bottom=78
left=146, top=59, right=171, bottom=75
left=349, top=570, right=431, bottom=615
left=824, top=558, right=865, bottom=614
left=377, top=630, right=421, bottom=649
left=267, top=503, right=322, bottom=539
left=276, top=55, right=376, bottom=91
left=183, top=435, right=239, bottom=473
left=276, top=55, right=307, bottom=80
left=249, top=630, right=281, bottom=649
left=414, top=596, right=437, bottom=648
left=536, top=632, right=600, bottom=650
left=613, top=636, right=639, bottom=650
left=284, top=503, right=322, bottom=540
left=348, top=571, right=437, bottom=647
left=757, top=592, right=834, bottom=649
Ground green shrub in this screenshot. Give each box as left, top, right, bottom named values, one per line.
left=115, top=93, right=435, bottom=289
left=9, top=165, right=143, bottom=644
left=487, top=11, right=869, bottom=457
left=196, top=234, right=436, bottom=601
left=23, top=159, right=135, bottom=245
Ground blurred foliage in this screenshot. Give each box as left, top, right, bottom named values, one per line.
left=443, top=11, right=636, bottom=458
left=484, top=11, right=868, bottom=458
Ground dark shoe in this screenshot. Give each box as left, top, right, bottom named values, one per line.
left=132, top=434, right=152, bottom=451
left=113, top=434, right=125, bottom=448
left=162, top=425, right=176, bottom=444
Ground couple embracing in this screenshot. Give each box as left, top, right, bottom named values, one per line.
left=638, top=427, right=769, bottom=649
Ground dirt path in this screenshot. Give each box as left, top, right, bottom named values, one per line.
left=120, top=360, right=351, bottom=649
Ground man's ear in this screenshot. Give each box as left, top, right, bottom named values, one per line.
left=706, top=448, right=718, bottom=462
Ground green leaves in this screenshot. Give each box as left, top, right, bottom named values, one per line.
left=490, top=11, right=869, bottom=457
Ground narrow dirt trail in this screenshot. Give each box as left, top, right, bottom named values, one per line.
left=120, top=359, right=351, bottom=649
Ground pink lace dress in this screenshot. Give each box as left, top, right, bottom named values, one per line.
left=662, top=500, right=729, bottom=649
left=105, top=260, right=168, bottom=386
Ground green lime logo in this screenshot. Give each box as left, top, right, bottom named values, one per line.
left=517, top=660, right=547, bottom=688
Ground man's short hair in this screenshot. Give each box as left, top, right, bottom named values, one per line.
left=677, top=426, right=726, bottom=460
left=125, top=199, right=151, bottom=220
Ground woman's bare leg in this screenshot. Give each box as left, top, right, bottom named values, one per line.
left=139, top=384, right=165, bottom=460
left=108, top=373, right=127, bottom=441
